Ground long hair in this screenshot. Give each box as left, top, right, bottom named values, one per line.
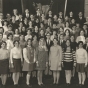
left=64, top=39, right=72, bottom=52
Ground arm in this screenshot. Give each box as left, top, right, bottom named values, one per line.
left=23, top=48, right=29, bottom=63
left=10, top=49, right=13, bottom=64
left=59, top=46, right=63, bottom=63
left=85, top=50, right=88, bottom=66
left=20, top=49, right=23, bottom=62
left=35, top=47, right=39, bottom=63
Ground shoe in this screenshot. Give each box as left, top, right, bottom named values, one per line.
left=41, top=84, right=45, bottom=86
left=66, top=83, right=70, bottom=86
left=27, top=84, right=32, bottom=87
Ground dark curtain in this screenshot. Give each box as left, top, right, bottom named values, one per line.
left=66, top=0, right=84, bottom=18
left=3, top=0, right=22, bottom=17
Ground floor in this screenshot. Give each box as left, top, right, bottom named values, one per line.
left=0, top=71, right=88, bottom=88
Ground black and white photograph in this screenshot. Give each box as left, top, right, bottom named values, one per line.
left=0, top=0, right=88, bottom=88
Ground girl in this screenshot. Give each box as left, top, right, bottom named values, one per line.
left=62, top=39, right=75, bottom=86
left=0, top=41, right=9, bottom=87
left=76, top=41, right=87, bottom=87
left=23, top=39, right=35, bottom=87
left=49, top=38, right=62, bottom=85
left=10, top=40, right=23, bottom=86
left=35, top=37, right=48, bottom=86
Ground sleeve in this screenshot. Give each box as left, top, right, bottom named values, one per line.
left=62, top=49, right=64, bottom=63
left=20, top=49, right=23, bottom=62
left=84, top=50, right=88, bottom=65
left=45, top=51, right=48, bottom=62
left=75, top=50, right=78, bottom=63
left=35, top=47, right=39, bottom=62
left=10, top=49, right=13, bottom=64
left=49, top=47, right=51, bottom=63
left=6, top=41, right=10, bottom=50
left=23, top=48, right=29, bottom=63
left=72, top=50, right=76, bottom=63
left=59, top=46, right=63, bottom=62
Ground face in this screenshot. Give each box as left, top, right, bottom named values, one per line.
left=80, top=31, right=84, bottom=36
left=53, top=31, right=56, bottom=35
left=65, top=30, right=70, bottom=36
left=71, top=19, right=75, bottom=23
left=29, top=21, right=32, bottom=26
left=30, top=15, right=34, bottom=19
left=28, top=40, right=32, bottom=46
left=12, top=16, right=16, bottom=20
left=49, top=11, right=52, bottom=15
left=60, top=35, right=64, bottom=40
left=0, top=34, right=3, bottom=40
left=66, top=40, right=70, bottom=46
left=40, top=39, right=44, bottom=46
left=86, top=38, right=88, bottom=43
left=70, top=36, right=74, bottom=41
left=53, top=15, right=57, bottom=19
left=35, top=26, right=38, bottom=32
left=8, top=35, right=13, bottom=40
left=86, top=17, right=88, bottom=22
left=22, top=27, right=26, bottom=31
left=14, top=41, right=19, bottom=47
left=83, top=25, right=87, bottom=30
left=20, top=35, right=24, bottom=40
left=59, top=28, right=64, bottom=34
left=79, top=12, right=82, bottom=17
left=1, top=43, right=6, bottom=49
left=40, top=30, right=44, bottom=35
left=25, top=9, right=29, bottom=13
left=27, top=30, right=31, bottom=35
left=33, top=36, right=37, bottom=40
left=66, top=22, right=69, bottom=27
left=13, top=9, right=18, bottom=15
left=79, top=43, right=83, bottom=48
left=53, top=39, right=58, bottom=45
left=15, top=29, right=19, bottom=34
left=4, top=22, right=8, bottom=25
left=70, top=12, right=73, bottom=16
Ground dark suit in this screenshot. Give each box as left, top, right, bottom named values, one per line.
left=46, top=39, right=53, bottom=54
left=58, top=40, right=66, bottom=49
left=83, top=44, right=88, bottom=52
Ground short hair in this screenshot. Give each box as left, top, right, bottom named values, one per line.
left=78, top=41, right=83, bottom=46
left=1, top=41, right=7, bottom=46
left=13, top=40, right=19, bottom=45
left=7, top=33, right=13, bottom=39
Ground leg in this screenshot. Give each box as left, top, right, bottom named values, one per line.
left=40, top=71, right=43, bottom=84
left=53, top=71, right=57, bottom=84
left=81, top=72, right=86, bottom=85
left=1, top=74, right=4, bottom=85
left=3, top=74, right=7, bottom=85
left=37, top=71, right=41, bottom=85
left=12, top=73, right=17, bottom=85
left=65, top=70, right=71, bottom=84
left=56, top=71, right=60, bottom=84
left=78, top=72, right=82, bottom=84
left=16, top=72, right=20, bottom=85
left=26, top=72, right=31, bottom=85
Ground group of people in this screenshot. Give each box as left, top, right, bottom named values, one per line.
left=0, top=7, right=88, bottom=88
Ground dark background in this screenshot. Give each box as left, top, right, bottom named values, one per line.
left=3, top=0, right=84, bottom=17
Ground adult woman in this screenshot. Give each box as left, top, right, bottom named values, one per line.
left=0, top=41, right=9, bottom=87
left=49, top=38, right=62, bottom=85
left=35, top=37, right=48, bottom=86
left=13, top=29, right=20, bottom=41
left=19, top=34, right=26, bottom=50
left=76, top=41, right=87, bottom=86
left=23, top=39, right=35, bottom=87
left=76, top=30, right=85, bottom=44
left=64, top=29, right=70, bottom=41
left=32, top=35, right=39, bottom=50
left=63, top=39, right=75, bottom=86
left=10, top=40, right=23, bottom=86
